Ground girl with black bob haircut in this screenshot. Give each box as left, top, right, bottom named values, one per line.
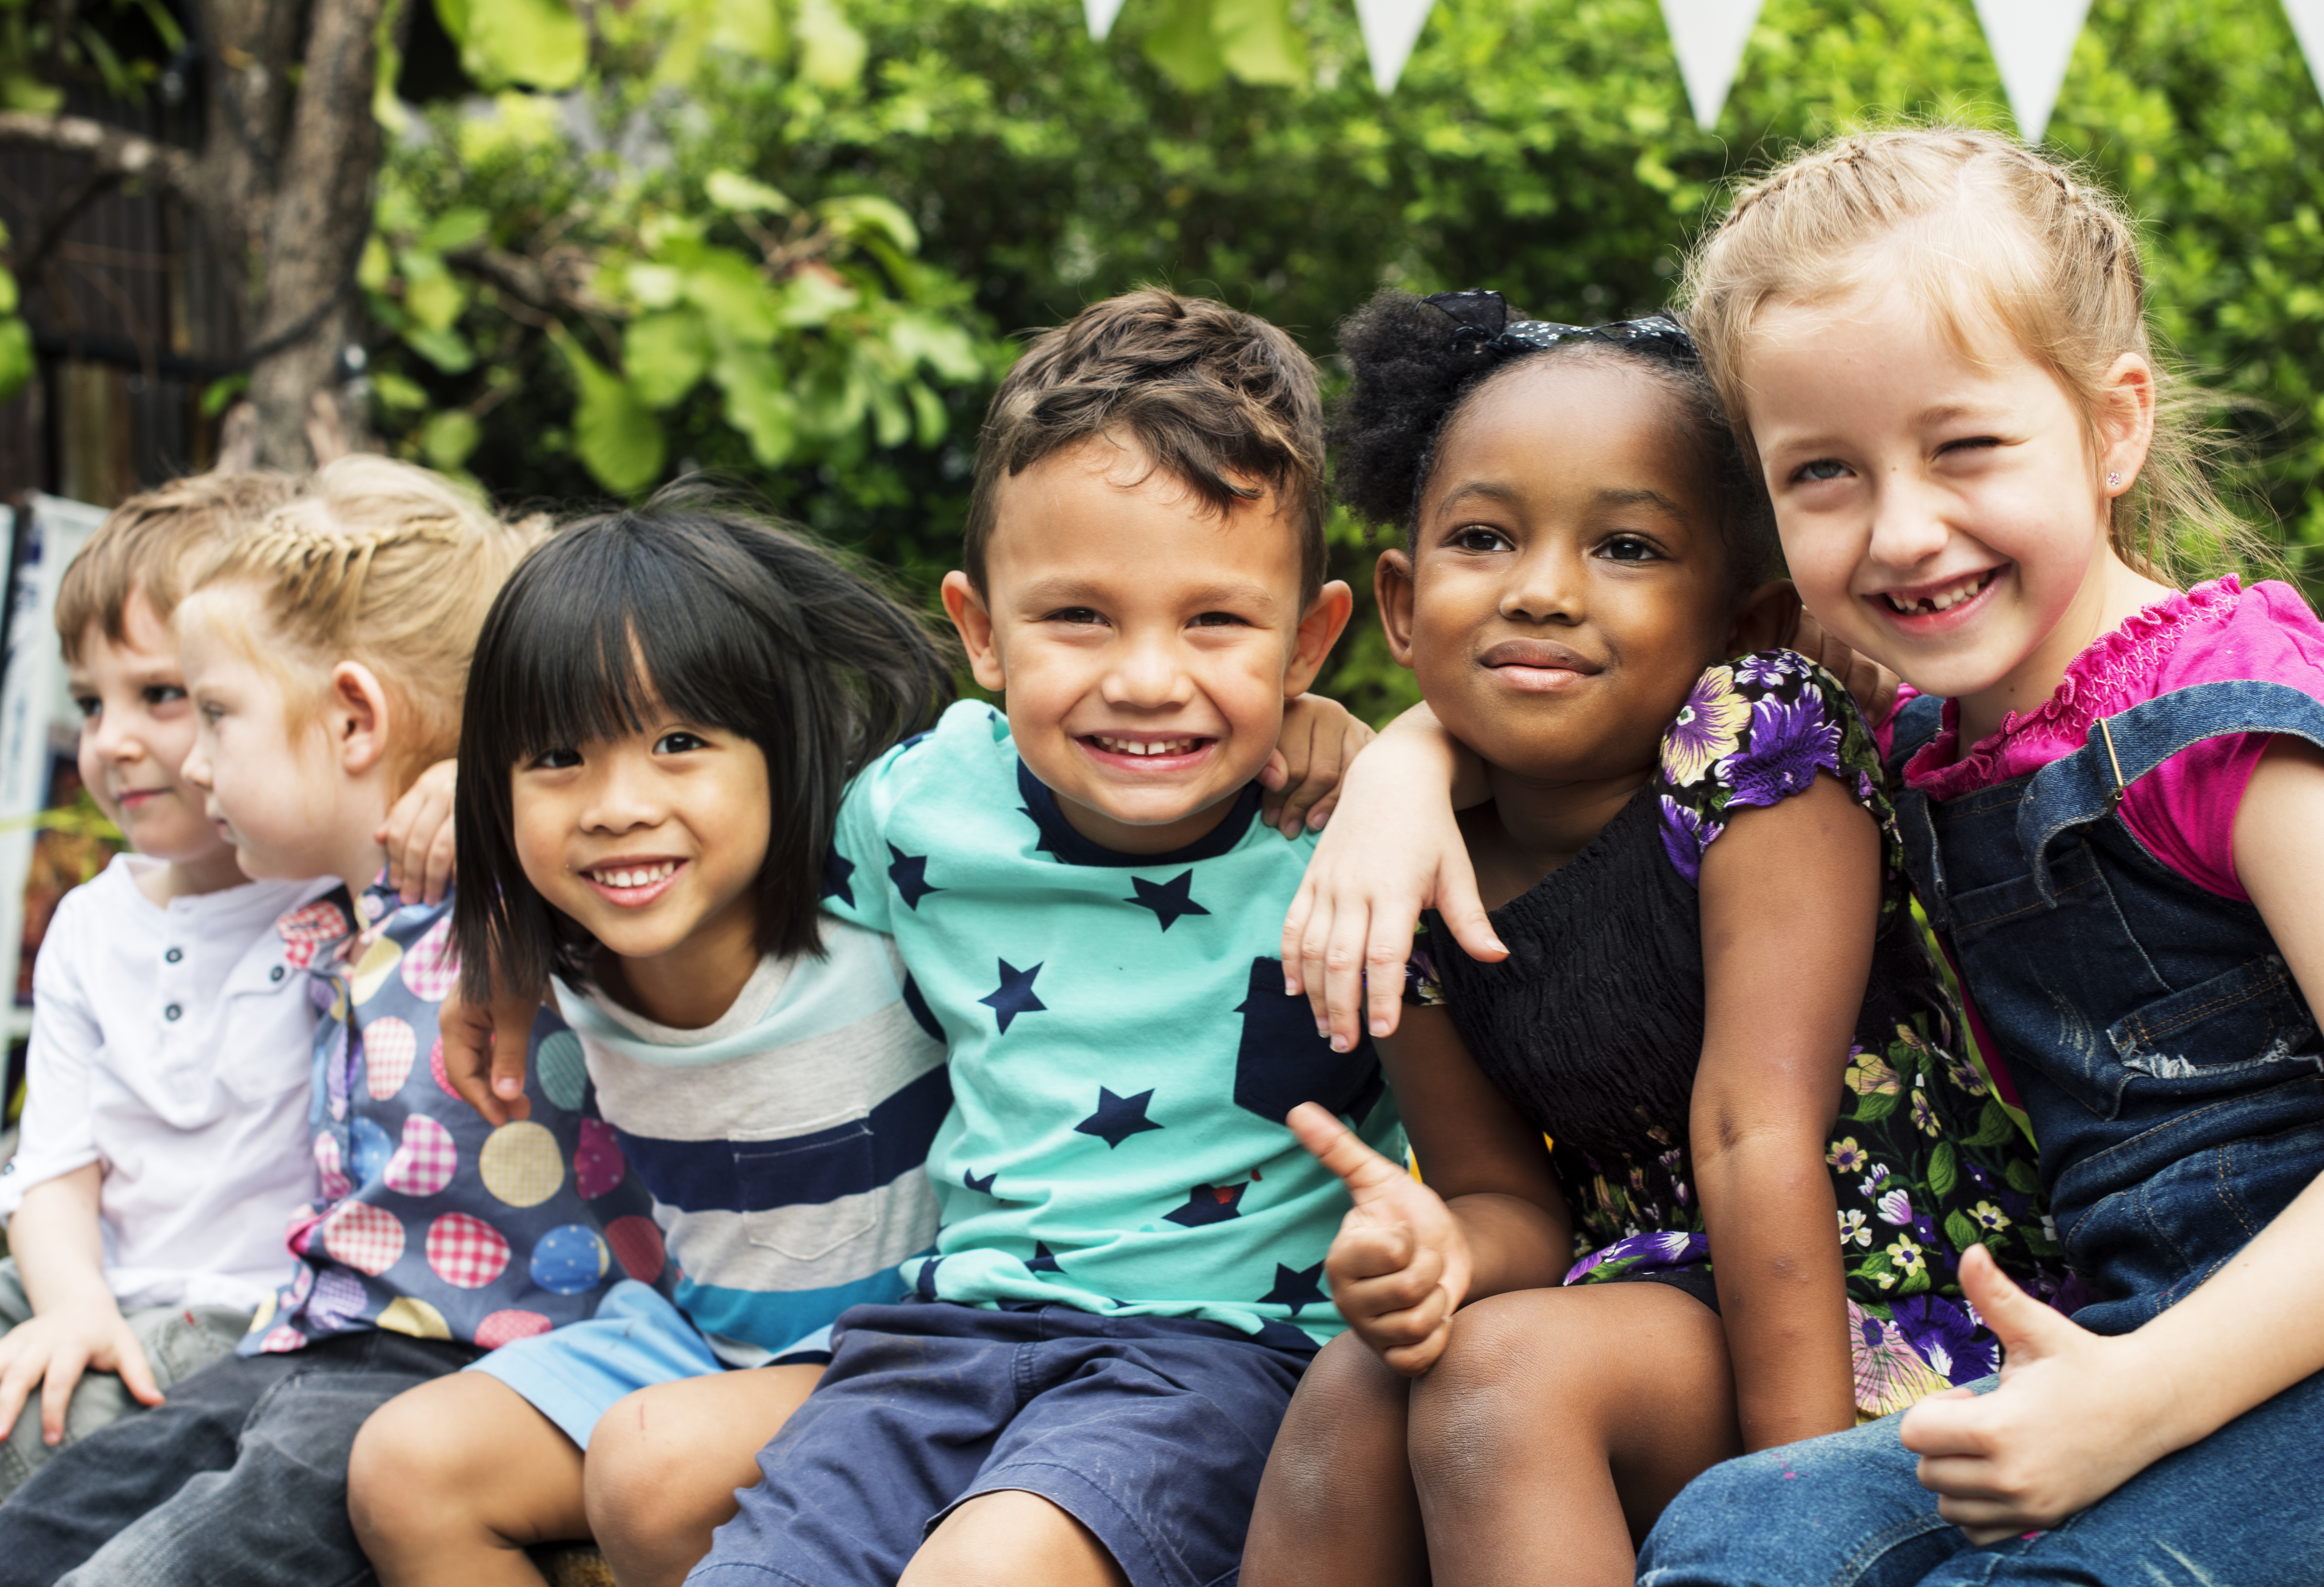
left=452, top=479, right=952, bottom=1003
left=1246, top=291, right=2054, bottom=1585
left=364, top=483, right=959, bottom=1584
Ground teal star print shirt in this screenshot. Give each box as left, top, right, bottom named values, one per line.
left=821, top=700, right=1405, bottom=1345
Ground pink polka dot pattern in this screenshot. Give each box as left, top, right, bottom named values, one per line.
left=385, top=1115, right=459, bottom=1197
left=475, top=1310, right=554, bottom=1349
left=605, top=1216, right=667, bottom=1283
left=574, top=1119, right=626, bottom=1200
left=430, top=1035, right=461, bottom=1100
left=274, top=899, right=350, bottom=970
left=285, top=1207, right=326, bottom=1257
left=322, top=1202, right=406, bottom=1275
left=399, top=915, right=461, bottom=1002
left=309, top=1270, right=368, bottom=1331
left=289, top=1264, right=315, bottom=1305
left=258, top=1325, right=307, bottom=1354
left=426, top=1212, right=511, bottom=1289
left=364, top=1017, right=417, bottom=1100
left=314, top=1135, right=352, bottom=1202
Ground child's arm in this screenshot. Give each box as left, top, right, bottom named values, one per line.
left=438, top=979, right=546, bottom=1126
left=1259, top=693, right=1377, bottom=839
left=1692, top=772, right=1879, bottom=1450
left=375, top=759, right=459, bottom=906
left=1902, top=735, right=2324, bottom=1540
left=1290, top=1002, right=1572, bottom=1375
left=0, top=1165, right=162, bottom=1443
left=1280, top=704, right=1499, bottom=1052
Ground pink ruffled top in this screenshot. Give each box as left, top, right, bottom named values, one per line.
left=1888, top=577, right=2324, bottom=902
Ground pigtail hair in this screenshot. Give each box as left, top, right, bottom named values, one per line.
left=1328, top=290, right=1513, bottom=535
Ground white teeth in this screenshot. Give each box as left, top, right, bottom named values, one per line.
left=1885, top=572, right=1992, bottom=615
left=1093, top=736, right=1199, bottom=757
left=592, top=862, right=677, bottom=889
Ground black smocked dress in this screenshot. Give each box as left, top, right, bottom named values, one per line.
left=1403, top=649, right=2062, bottom=1418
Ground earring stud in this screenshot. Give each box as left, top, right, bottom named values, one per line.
left=2107, top=471, right=2121, bottom=487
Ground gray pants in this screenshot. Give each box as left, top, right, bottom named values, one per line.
left=0, top=1259, right=248, bottom=1500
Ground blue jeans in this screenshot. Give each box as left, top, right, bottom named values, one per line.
left=0, top=1328, right=476, bottom=1587
left=1639, top=1364, right=2324, bottom=1585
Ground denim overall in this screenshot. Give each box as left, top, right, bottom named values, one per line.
left=1640, top=681, right=2324, bottom=1587
left=1887, top=680, right=2324, bottom=1336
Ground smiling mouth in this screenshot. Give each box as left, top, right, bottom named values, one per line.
left=585, top=861, right=680, bottom=890
left=1880, top=569, right=1999, bottom=616
left=1086, top=735, right=1209, bottom=758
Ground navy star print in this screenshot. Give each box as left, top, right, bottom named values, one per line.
left=888, top=843, right=942, bottom=910
left=963, top=1168, right=997, bottom=1195
left=1123, top=870, right=1210, bottom=932
left=1075, top=1086, right=1163, bottom=1148
left=1164, top=1181, right=1246, bottom=1227
left=819, top=850, right=855, bottom=907
left=1260, top=1261, right=1328, bottom=1315
left=1028, top=1241, right=1064, bottom=1274
left=979, top=960, right=1047, bottom=1034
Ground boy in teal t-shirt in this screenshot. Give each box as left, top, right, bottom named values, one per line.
left=692, top=291, right=1398, bottom=1587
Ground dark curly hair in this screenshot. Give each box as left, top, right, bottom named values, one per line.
left=1328, top=290, right=1778, bottom=593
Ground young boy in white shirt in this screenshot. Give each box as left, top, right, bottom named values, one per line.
left=0, top=474, right=450, bottom=1495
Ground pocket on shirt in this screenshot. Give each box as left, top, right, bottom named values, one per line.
left=215, top=966, right=317, bottom=1105
left=729, top=1117, right=881, bottom=1261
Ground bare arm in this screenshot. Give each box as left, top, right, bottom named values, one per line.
left=1903, top=734, right=2324, bottom=1538
left=0, top=1164, right=161, bottom=1442
left=1692, top=772, right=1875, bottom=1450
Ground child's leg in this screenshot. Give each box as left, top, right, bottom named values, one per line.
left=1239, top=1332, right=1425, bottom=1587
left=1407, top=1283, right=1741, bottom=1587
left=902, top=1490, right=1125, bottom=1587
left=347, top=1372, right=586, bottom=1587
left=582, top=1362, right=822, bottom=1587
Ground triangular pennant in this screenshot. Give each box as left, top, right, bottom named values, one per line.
left=1354, top=0, right=1434, bottom=93
left=1086, top=0, right=1127, bottom=40
left=1657, top=0, right=1764, bottom=128
left=1972, top=0, right=2092, bottom=142
left=2285, top=0, right=2324, bottom=102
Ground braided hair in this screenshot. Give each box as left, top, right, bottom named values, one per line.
left=1329, top=289, right=1777, bottom=594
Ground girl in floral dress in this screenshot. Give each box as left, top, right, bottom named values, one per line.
left=1239, top=290, right=2055, bottom=1587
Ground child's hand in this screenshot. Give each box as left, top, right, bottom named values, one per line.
left=0, top=1300, right=162, bottom=1444
left=376, top=759, right=458, bottom=906
left=1899, top=1245, right=2172, bottom=1542
left=1788, top=609, right=1901, bottom=729
left=1259, top=694, right=1377, bottom=839
left=439, top=982, right=542, bottom=1126
left=1281, top=706, right=1499, bottom=1051
left=1289, top=1102, right=1472, bottom=1377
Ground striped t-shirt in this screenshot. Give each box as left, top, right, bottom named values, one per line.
left=553, top=918, right=947, bottom=1363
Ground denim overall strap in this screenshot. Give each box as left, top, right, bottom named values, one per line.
left=1887, top=693, right=1951, bottom=926
left=2015, top=680, right=2324, bottom=902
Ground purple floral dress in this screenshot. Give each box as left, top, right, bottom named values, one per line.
left=1407, top=650, right=2061, bottom=1419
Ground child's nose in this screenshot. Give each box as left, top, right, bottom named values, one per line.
left=1103, top=632, right=1189, bottom=707
left=1865, top=480, right=1952, bottom=570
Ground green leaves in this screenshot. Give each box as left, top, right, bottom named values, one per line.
left=433, top=0, right=587, bottom=90
left=1142, top=0, right=1304, bottom=91
left=553, top=329, right=666, bottom=496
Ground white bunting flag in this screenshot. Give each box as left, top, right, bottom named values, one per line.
left=2286, top=0, right=2324, bottom=102
left=1657, top=0, right=1764, bottom=129
left=1085, top=0, right=1126, bottom=40
left=1354, top=0, right=1436, bottom=93
left=1973, top=0, right=2092, bottom=142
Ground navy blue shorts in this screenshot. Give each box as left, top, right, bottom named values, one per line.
left=688, top=1300, right=1315, bottom=1587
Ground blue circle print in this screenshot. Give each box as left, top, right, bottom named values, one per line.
left=529, top=1224, right=609, bottom=1296
left=349, top=1117, right=395, bottom=1186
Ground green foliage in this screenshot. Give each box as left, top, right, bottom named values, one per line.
left=364, top=0, right=2324, bottom=720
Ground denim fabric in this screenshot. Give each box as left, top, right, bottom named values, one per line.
left=1638, top=1364, right=2324, bottom=1586
left=1641, top=681, right=2324, bottom=1585
left=689, top=1300, right=1312, bottom=1587
left=0, top=1328, right=476, bottom=1587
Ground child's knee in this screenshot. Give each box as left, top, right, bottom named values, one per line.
left=1407, top=1293, right=1565, bottom=1460
left=345, top=1375, right=505, bottom=1542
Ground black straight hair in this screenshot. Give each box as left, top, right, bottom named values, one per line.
left=452, top=481, right=955, bottom=1003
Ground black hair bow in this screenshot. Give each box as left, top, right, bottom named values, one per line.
left=1423, top=288, right=1697, bottom=363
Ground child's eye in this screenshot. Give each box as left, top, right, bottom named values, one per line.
left=1043, top=607, right=1106, bottom=627
left=1596, top=535, right=1662, bottom=563
left=1449, top=525, right=1512, bottom=553
left=142, top=684, right=186, bottom=707
left=1940, top=435, right=2002, bottom=456
left=198, top=703, right=225, bottom=725
left=529, top=747, right=582, bottom=770
left=1795, top=459, right=1852, bottom=483
left=71, top=694, right=100, bottom=721
left=654, top=731, right=708, bottom=755
left=1188, top=611, right=1247, bottom=629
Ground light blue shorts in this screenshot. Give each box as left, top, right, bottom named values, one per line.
left=467, top=1280, right=831, bottom=1447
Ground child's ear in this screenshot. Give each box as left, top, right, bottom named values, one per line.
left=1725, top=579, right=1802, bottom=660
left=1283, top=579, right=1356, bottom=698
left=940, top=571, right=1008, bottom=694
left=1375, top=548, right=1418, bottom=669
left=2097, top=351, right=2157, bottom=502
left=329, top=661, right=393, bottom=778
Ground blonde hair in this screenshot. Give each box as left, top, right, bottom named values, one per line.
left=57, top=471, right=299, bottom=662
left=191, top=456, right=547, bottom=795
left=1682, top=125, right=2262, bottom=585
